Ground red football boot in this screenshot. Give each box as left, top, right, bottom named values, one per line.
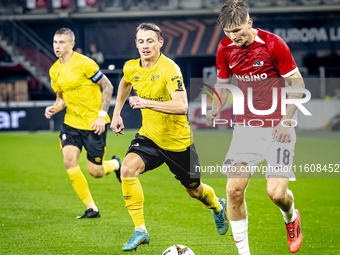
left=285, top=209, right=303, bottom=253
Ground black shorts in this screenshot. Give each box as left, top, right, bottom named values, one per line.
left=126, top=134, right=201, bottom=189
left=59, top=124, right=108, bottom=165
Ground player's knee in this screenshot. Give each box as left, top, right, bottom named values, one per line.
left=227, top=185, right=245, bottom=202
left=121, top=164, right=139, bottom=178
left=267, top=186, right=286, bottom=204
left=63, top=158, right=77, bottom=169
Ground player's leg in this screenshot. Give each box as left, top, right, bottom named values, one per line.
left=87, top=158, right=120, bottom=178
left=265, top=127, right=302, bottom=253
left=227, top=163, right=251, bottom=255
left=266, top=177, right=302, bottom=253
left=185, top=183, right=229, bottom=235
left=121, top=153, right=146, bottom=228
left=266, top=177, right=297, bottom=225
left=267, top=177, right=293, bottom=215
left=222, top=125, right=269, bottom=255
left=84, top=125, right=121, bottom=181
left=185, top=183, right=220, bottom=214
left=121, top=134, right=163, bottom=251
left=60, top=124, right=99, bottom=219
left=182, top=145, right=221, bottom=214
left=121, top=152, right=150, bottom=251
left=162, top=143, right=229, bottom=235
left=62, top=145, right=99, bottom=217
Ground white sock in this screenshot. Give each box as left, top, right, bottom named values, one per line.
left=135, top=225, right=147, bottom=233
left=92, top=205, right=98, bottom=212
left=280, top=202, right=297, bottom=224
left=112, top=159, right=120, bottom=170
left=230, top=218, right=250, bottom=255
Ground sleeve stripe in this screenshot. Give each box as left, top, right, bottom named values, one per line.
left=281, top=67, right=298, bottom=78
left=217, top=77, right=231, bottom=83
left=90, top=70, right=104, bottom=83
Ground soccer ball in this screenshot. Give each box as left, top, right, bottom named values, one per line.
left=162, top=244, right=195, bottom=255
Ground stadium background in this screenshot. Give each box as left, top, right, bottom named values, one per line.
left=0, top=0, right=339, bottom=254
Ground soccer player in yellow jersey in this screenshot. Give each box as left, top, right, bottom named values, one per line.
left=45, top=28, right=121, bottom=219
left=110, top=23, right=229, bottom=251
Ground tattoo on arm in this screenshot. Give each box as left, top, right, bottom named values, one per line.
left=97, top=76, right=113, bottom=112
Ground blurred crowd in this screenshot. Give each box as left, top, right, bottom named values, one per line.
left=1, top=0, right=339, bottom=14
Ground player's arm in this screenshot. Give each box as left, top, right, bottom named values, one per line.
left=282, top=70, right=305, bottom=121
left=208, top=41, right=233, bottom=124
left=45, top=92, right=66, bottom=119
left=129, top=90, right=188, bottom=115
left=272, top=70, right=305, bottom=143
left=110, top=77, right=132, bottom=136
left=206, top=78, right=231, bottom=125
left=97, top=75, right=113, bottom=113
left=91, top=75, right=113, bottom=135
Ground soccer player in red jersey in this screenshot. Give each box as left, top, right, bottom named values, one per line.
left=206, top=1, right=304, bottom=254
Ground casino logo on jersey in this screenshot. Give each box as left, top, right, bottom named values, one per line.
left=253, top=60, right=264, bottom=66
left=235, top=73, right=268, bottom=82
left=151, top=74, right=160, bottom=82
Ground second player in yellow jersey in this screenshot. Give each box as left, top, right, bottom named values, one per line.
left=110, top=23, right=229, bottom=252
left=50, top=51, right=110, bottom=130
left=45, top=28, right=121, bottom=219
left=123, top=53, right=191, bottom=152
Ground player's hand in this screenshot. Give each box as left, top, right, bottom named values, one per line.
left=272, top=124, right=292, bottom=143
left=110, top=115, right=125, bottom=136
left=129, top=96, right=148, bottom=109
left=91, top=117, right=106, bottom=135
left=45, top=106, right=56, bottom=119
left=206, top=109, right=219, bottom=125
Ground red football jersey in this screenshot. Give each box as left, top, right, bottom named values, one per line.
left=216, top=29, right=298, bottom=127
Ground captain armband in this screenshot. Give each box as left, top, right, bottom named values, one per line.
left=91, top=70, right=104, bottom=83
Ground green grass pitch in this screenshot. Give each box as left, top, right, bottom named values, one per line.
left=0, top=130, right=339, bottom=254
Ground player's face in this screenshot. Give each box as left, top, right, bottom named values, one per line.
left=224, top=19, right=253, bottom=46
left=53, top=34, right=74, bottom=58
left=136, top=30, right=163, bottom=61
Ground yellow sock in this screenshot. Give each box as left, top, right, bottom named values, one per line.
left=122, top=177, right=145, bottom=227
left=103, top=160, right=117, bottom=175
left=67, top=165, right=93, bottom=205
left=199, top=183, right=221, bottom=214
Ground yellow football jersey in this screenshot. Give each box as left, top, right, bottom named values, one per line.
left=123, top=54, right=192, bottom=152
left=49, top=52, right=110, bottom=130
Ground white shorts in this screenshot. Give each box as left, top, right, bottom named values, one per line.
left=222, top=125, right=296, bottom=180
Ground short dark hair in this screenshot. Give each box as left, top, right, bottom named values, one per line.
left=217, top=0, right=249, bottom=30
left=136, top=23, right=163, bottom=41
left=55, top=28, right=75, bottom=43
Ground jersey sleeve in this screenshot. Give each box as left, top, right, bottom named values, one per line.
left=123, top=60, right=133, bottom=84
left=49, top=67, right=61, bottom=93
left=216, top=42, right=232, bottom=82
left=165, top=62, right=185, bottom=94
left=271, top=36, right=298, bottom=78
left=83, top=58, right=103, bottom=83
